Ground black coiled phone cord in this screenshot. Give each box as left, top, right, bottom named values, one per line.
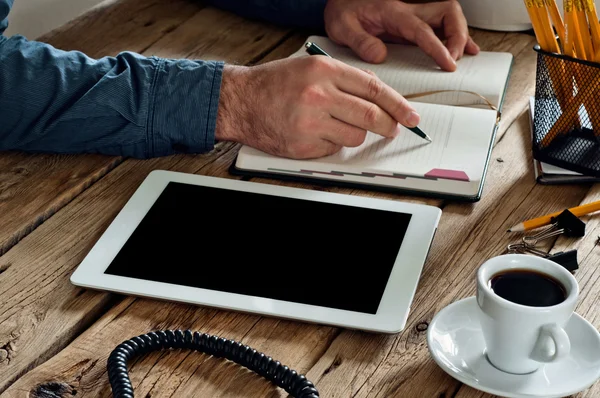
left=107, top=330, right=320, bottom=398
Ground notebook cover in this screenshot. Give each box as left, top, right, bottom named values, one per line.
left=229, top=158, right=484, bottom=202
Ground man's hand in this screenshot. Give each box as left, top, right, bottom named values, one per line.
left=324, top=0, right=479, bottom=71
left=215, top=57, right=420, bottom=159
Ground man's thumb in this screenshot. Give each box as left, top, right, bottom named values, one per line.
left=344, top=18, right=387, bottom=63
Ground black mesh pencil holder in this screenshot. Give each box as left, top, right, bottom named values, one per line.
left=532, top=44, right=600, bottom=177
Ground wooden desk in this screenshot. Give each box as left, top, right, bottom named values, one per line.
left=1, top=1, right=599, bottom=397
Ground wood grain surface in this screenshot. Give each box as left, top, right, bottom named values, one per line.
left=0, top=3, right=291, bottom=392
left=1, top=1, right=599, bottom=398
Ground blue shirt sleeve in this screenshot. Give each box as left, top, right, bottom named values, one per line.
left=0, top=0, right=223, bottom=158
left=206, top=0, right=327, bottom=31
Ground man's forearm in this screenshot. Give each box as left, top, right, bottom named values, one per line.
left=206, top=0, right=327, bottom=31
left=0, top=0, right=222, bottom=159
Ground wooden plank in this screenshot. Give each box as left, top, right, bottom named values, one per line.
left=300, top=106, right=591, bottom=397
left=0, top=20, right=557, bottom=398
left=139, top=6, right=290, bottom=62
left=2, top=298, right=337, bottom=398
left=0, top=154, right=119, bottom=256
left=40, top=0, right=204, bottom=57
left=0, top=0, right=204, bottom=256
left=0, top=143, right=233, bottom=396
left=0, top=5, right=293, bottom=392
left=5, top=90, right=566, bottom=398
left=1, top=29, right=546, bottom=397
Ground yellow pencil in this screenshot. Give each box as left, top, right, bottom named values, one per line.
left=575, top=0, right=594, bottom=60
left=525, top=0, right=551, bottom=49
left=562, top=0, right=579, bottom=113
left=508, top=199, right=600, bottom=232
left=545, top=0, right=566, bottom=50
left=583, top=0, right=600, bottom=61
left=564, top=0, right=578, bottom=56
left=577, top=0, right=600, bottom=136
left=535, top=0, right=562, bottom=53
left=566, top=1, right=600, bottom=139
left=540, top=0, right=589, bottom=147
left=548, top=0, right=580, bottom=117
left=571, top=2, right=588, bottom=58
left=537, top=0, right=600, bottom=148
left=529, top=0, right=574, bottom=137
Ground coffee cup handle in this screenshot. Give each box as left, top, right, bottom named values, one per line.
left=530, top=323, right=571, bottom=363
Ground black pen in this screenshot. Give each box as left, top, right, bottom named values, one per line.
left=305, top=41, right=332, bottom=57
left=304, top=41, right=432, bottom=143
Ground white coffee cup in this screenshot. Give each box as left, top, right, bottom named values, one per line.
left=476, top=253, right=579, bottom=374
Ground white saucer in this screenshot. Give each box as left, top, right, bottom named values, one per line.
left=427, top=297, right=600, bottom=398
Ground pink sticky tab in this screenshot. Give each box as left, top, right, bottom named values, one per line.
left=425, top=168, right=470, bottom=182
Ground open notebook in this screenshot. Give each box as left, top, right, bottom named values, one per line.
left=230, top=35, right=514, bottom=201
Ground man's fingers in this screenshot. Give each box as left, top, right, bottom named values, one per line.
left=340, top=15, right=388, bottom=63
left=377, top=32, right=411, bottom=45
left=440, top=1, right=469, bottom=60
left=315, top=140, right=343, bottom=157
left=286, top=137, right=342, bottom=159
left=466, top=36, right=480, bottom=55
left=335, top=65, right=420, bottom=128
left=322, top=141, right=343, bottom=157
left=383, top=8, right=456, bottom=71
left=319, top=117, right=369, bottom=148
left=411, top=17, right=456, bottom=71
left=329, top=92, right=397, bottom=138
left=360, top=68, right=377, bottom=77
left=412, top=1, right=477, bottom=60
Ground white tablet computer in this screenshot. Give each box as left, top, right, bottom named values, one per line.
left=71, top=170, right=441, bottom=334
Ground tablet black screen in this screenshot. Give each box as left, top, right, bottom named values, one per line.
left=104, top=181, right=412, bottom=314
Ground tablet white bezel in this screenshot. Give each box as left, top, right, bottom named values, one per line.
left=70, top=170, right=441, bottom=334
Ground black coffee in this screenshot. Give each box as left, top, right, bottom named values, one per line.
left=489, top=269, right=567, bottom=307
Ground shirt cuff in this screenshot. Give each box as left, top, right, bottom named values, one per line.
left=148, top=57, right=224, bottom=157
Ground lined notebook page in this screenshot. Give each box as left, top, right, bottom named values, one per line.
left=292, top=36, right=513, bottom=109
left=332, top=104, right=460, bottom=170
left=237, top=102, right=498, bottom=182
